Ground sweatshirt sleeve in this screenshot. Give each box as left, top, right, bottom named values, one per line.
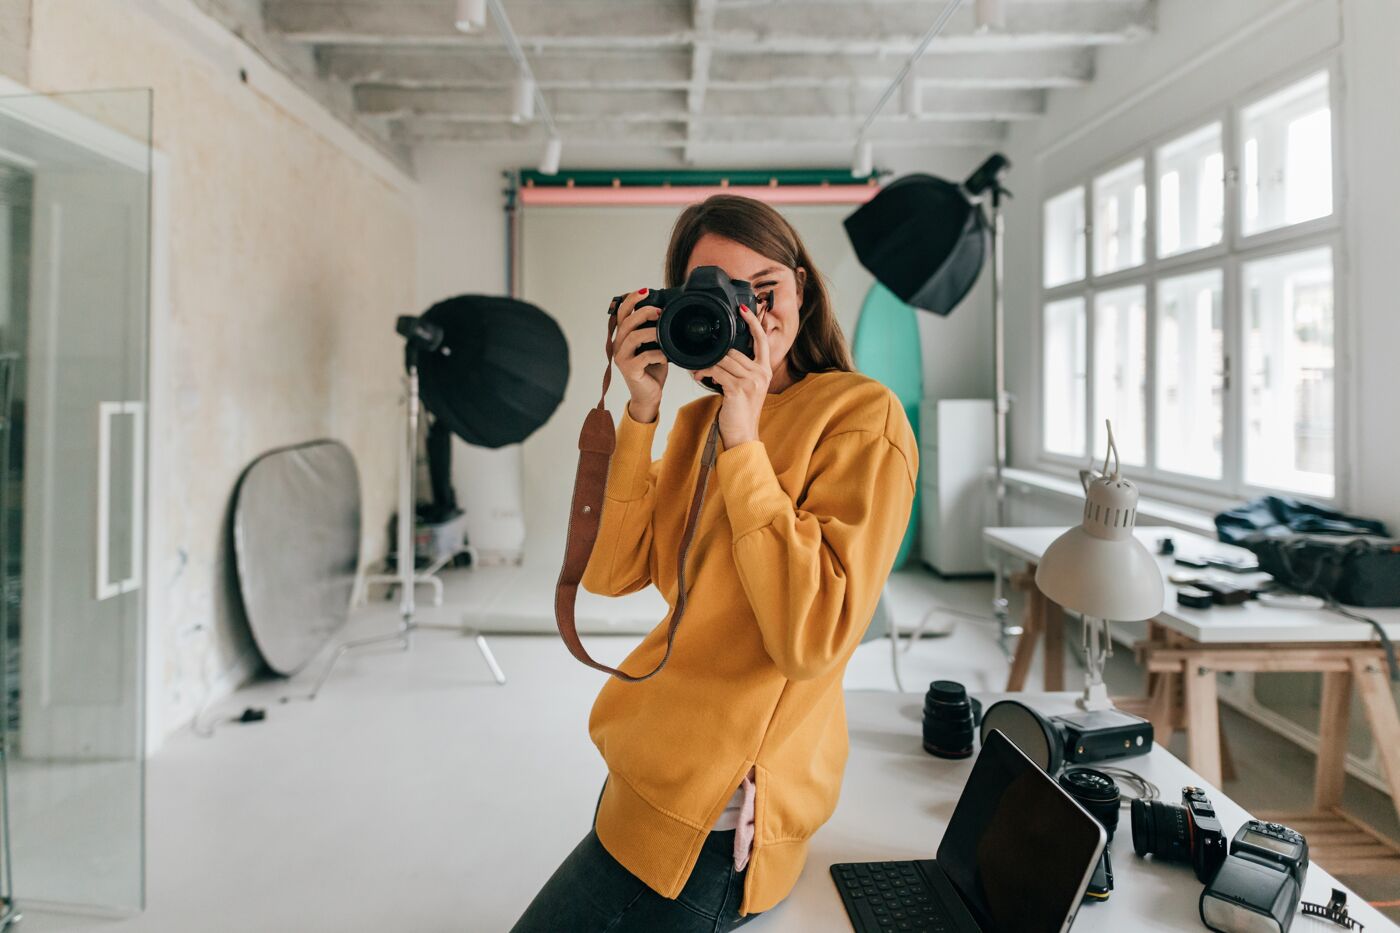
left=580, top=401, right=663, bottom=597
left=715, top=400, right=917, bottom=681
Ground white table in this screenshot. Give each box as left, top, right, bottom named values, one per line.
left=984, top=525, right=1400, bottom=878
left=749, top=690, right=1397, bottom=932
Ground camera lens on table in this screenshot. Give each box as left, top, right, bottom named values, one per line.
left=1131, top=786, right=1228, bottom=882
left=922, top=680, right=979, bottom=759
left=1058, top=768, right=1121, bottom=840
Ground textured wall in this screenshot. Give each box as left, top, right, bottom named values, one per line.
left=27, top=0, right=416, bottom=741
left=0, top=0, right=28, bottom=81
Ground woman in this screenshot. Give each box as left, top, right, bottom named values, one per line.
left=511, top=195, right=917, bottom=932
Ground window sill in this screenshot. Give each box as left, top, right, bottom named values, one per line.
left=997, top=466, right=1219, bottom=535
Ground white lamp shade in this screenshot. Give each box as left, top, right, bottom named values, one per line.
left=1036, top=526, right=1165, bottom=621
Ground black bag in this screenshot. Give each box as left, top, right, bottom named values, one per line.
left=1216, top=497, right=1400, bottom=608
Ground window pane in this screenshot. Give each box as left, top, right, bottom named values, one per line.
left=1043, top=188, right=1086, bottom=287
left=1157, top=123, right=1223, bottom=258
left=1156, top=270, right=1224, bottom=478
left=1093, top=159, right=1145, bottom=275
left=1241, top=71, right=1332, bottom=236
left=1043, top=297, right=1086, bottom=456
left=1243, top=247, right=1334, bottom=497
left=1092, top=285, right=1147, bottom=466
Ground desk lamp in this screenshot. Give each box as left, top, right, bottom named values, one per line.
left=1035, top=423, right=1165, bottom=711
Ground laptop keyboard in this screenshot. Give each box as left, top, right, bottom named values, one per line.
left=830, top=861, right=959, bottom=932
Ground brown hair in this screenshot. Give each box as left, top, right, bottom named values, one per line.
left=663, top=195, right=854, bottom=381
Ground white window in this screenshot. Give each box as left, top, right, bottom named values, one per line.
left=1156, top=270, right=1224, bottom=479
left=1043, top=188, right=1086, bottom=287
left=1043, top=297, right=1087, bottom=456
left=1243, top=247, right=1334, bottom=498
left=1093, top=159, right=1146, bottom=275
left=1039, top=67, right=1340, bottom=504
left=1241, top=71, right=1332, bottom=236
left=1157, top=123, right=1223, bottom=258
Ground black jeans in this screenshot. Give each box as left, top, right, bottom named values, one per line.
left=509, top=780, right=764, bottom=932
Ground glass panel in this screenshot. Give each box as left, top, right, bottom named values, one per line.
left=1241, top=71, right=1332, bottom=236
left=1244, top=247, right=1334, bottom=497
left=0, top=88, right=150, bottom=912
left=1042, top=297, right=1087, bottom=456
left=1157, top=123, right=1223, bottom=258
left=1092, top=285, right=1147, bottom=466
left=1093, top=159, right=1145, bottom=275
left=1043, top=187, right=1086, bottom=288
left=1156, top=270, right=1224, bottom=479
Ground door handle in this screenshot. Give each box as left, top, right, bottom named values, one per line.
left=97, top=401, right=144, bottom=601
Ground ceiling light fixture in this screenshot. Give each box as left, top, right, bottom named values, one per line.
left=975, top=0, right=1006, bottom=32
left=851, top=140, right=874, bottom=178
left=539, top=136, right=563, bottom=176
left=455, top=0, right=487, bottom=32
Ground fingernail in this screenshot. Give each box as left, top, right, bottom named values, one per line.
left=639, top=287, right=649, bottom=296
left=740, top=304, right=750, bottom=314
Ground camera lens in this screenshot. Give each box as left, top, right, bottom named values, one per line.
left=923, top=680, right=976, bottom=759
left=1058, top=768, right=1120, bottom=840
left=1131, top=798, right=1192, bottom=863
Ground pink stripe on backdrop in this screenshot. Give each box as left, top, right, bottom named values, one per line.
left=519, top=183, right=880, bottom=207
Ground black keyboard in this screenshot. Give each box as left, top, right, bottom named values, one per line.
left=830, top=861, right=959, bottom=932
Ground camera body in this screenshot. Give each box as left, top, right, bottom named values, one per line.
left=1131, top=785, right=1228, bottom=883
left=1200, top=820, right=1309, bottom=933
left=620, top=266, right=760, bottom=384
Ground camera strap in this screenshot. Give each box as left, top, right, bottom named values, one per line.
left=553, top=301, right=721, bottom=681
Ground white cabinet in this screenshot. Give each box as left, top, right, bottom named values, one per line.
left=918, top=399, right=994, bottom=576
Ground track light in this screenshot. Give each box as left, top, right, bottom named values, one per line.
left=975, top=0, right=1005, bottom=31
left=512, top=74, right=535, bottom=124
left=901, top=76, right=922, bottom=117
left=539, top=136, right=562, bottom=175
left=455, top=0, right=487, bottom=32
left=852, top=140, right=873, bottom=178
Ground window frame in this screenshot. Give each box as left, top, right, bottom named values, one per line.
left=1035, top=56, right=1347, bottom=509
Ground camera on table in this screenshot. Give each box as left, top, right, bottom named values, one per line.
left=612, top=266, right=771, bottom=381
left=1200, top=820, right=1309, bottom=933
left=1130, top=785, right=1228, bottom=883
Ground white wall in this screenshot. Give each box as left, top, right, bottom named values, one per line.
left=414, top=143, right=998, bottom=560
left=1000, top=0, right=1399, bottom=530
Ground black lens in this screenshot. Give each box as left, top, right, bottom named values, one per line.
left=1058, top=768, right=1120, bottom=841
left=668, top=303, right=723, bottom=357
left=1131, top=798, right=1192, bottom=863
left=923, top=680, right=975, bottom=759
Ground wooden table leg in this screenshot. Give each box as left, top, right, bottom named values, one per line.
left=1006, top=585, right=1044, bottom=692
left=1314, top=668, right=1354, bottom=810
left=1147, top=668, right=1177, bottom=746
left=1043, top=602, right=1065, bottom=692
left=1351, top=656, right=1400, bottom=823
left=1184, top=662, right=1223, bottom=787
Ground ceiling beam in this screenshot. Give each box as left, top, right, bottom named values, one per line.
left=268, top=1, right=1152, bottom=53
left=318, top=45, right=1093, bottom=90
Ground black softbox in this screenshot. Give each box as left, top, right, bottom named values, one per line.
left=843, top=173, right=988, bottom=316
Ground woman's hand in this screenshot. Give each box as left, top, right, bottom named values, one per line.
left=691, top=304, right=772, bottom=448
left=613, top=288, right=667, bottom=423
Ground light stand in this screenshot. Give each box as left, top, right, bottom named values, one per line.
left=303, top=319, right=506, bottom=701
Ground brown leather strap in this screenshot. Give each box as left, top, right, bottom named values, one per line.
left=553, top=298, right=721, bottom=681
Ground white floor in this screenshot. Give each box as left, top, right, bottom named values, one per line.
left=19, top=565, right=1021, bottom=933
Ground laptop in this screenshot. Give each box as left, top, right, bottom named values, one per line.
left=830, top=728, right=1107, bottom=933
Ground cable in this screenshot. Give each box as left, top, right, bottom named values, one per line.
left=1096, top=766, right=1159, bottom=807
left=486, top=0, right=558, bottom=139
left=855, top=0, right=965, bottom=144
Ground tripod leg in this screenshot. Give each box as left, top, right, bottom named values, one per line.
left=288, top=627, right=411, bottom=703
left=466, top=628, right=507, bottom=685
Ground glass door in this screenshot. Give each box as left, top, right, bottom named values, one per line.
left=0, top=88, right=150, bottom=915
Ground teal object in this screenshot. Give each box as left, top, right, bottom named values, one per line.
left=852, top=283, right=923, bottom=570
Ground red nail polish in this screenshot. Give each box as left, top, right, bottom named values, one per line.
left=740, top=304, right=750, bottom=313
left=639, top=287, right=649, bottom=296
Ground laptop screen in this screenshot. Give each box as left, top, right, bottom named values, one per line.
left=937, top=729, right=1106, bottom=933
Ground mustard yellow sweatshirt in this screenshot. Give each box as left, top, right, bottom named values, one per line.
left=580, top=369, right=918, bottom=917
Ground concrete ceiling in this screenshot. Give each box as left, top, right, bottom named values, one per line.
left=238, top=0, right=1158, bottom=170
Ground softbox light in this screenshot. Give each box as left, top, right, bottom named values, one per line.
left=843, top=172, right=988, bottom=316
left=416, top=294, right=570, bottom=448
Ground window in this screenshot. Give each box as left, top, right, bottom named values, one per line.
left=1093, top=159, right=1146, bottom=275
left=1156, top=270, right=1224, bottom=479
left=1039, top=68, right=1340, bottom=503
left=1043, top=188, right=1086, bottom=287
left=1092, top=286, right=1147, bottom=466
left=1241, top=71, right=1332, bottom=236
left=1157, top=123, right=1223, bottom=258
left=1043, top=297, right=1087, bottom=456
left=1243, top=247, right=1334, bottom=497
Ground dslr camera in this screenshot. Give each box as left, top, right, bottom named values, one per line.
left=1131, top=785, right=1228, bottom=882
left=612, top=266, right=770, bottom=384
left=1200, top=820, right=1309, bottom=933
